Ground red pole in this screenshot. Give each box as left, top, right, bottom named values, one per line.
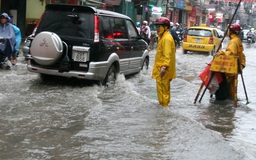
left=194, top=83, right=204, bottom=104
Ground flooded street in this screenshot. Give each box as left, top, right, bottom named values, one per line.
left=0, top=40, right=256, bottom=160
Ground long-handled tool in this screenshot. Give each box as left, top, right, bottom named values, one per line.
left=238, top=58, right=249, bottom=104
left=194, top=83, right=204, bottom=104
left=240, top=72, right=249, bottom=104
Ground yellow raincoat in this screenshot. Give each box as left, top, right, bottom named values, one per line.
left=219, top=33, right=246, bottom=100
left=152, top=26, right=176, bottom=107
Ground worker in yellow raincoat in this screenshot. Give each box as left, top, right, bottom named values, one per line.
left=216, top=23, right=246, bottom=100
left=152, top=17, right=176, bottom=107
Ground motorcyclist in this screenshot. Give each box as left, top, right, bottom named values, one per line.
left=246, top=29, right=255, bottom=43
left=8, top=16, right=21, bottom=65
left=136, top=22, right=141, bottom=33
left=177, top=23, right=185, bottom=41
left=169, top=22, right=180, bottom=47
left=140, top=20, right=151, bottom=45
left=0, top=13, right=15, bottom=69
left=215, top=23, right=246, bottom=100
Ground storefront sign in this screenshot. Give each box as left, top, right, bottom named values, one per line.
left=175, top=0, right=185, bottom=9
left=223, top=0, right=256, bottom=2
left=152, top=7, right=162, bottom=13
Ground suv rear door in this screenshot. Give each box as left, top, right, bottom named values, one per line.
left=100, top=16, right=131, bottom=71
left=127, top=20, right=147, bottom=71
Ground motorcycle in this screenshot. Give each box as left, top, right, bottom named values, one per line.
left=0, top=37, right=12, bottom=69
left=176, top=30, right=184, bottom=41
left=247, top=37, right=252, bottom=48
left=176, top=30, right=185, bottom=47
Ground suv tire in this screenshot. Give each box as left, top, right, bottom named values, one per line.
left=141, top=58, right=149, bottom=70
left=103, top=65, right=117, bottom=86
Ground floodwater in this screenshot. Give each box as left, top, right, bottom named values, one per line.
left=0, top=41, right=255, bottom=160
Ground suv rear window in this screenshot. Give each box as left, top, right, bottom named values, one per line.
left=99, top=16, right=129, bottom=39
left=187, top=29, right=212, bottom=37
left=36, top=9, right=94, bottom=40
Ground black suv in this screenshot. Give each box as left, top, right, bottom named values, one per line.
left=23, top=4, right=149, bottom=85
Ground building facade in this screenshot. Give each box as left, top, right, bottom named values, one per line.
left=1, top=0, right=255, bottom=39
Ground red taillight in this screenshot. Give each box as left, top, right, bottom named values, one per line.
left=183, top=35, right=187, bottom=42
left=94, top=15, right=100, bottom=42
left=78, top=74, right=86, bottom=78
left=209, top=37, right=213, bottom=44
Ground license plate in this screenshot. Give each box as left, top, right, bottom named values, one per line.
left=195, top=38, right=201, bottom=42
left=73, top=51, right=87, bottom=62
left=72, top=46, right=90, bottom=62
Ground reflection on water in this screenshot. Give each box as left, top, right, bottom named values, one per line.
left=196, top=101, right=236, bottom=138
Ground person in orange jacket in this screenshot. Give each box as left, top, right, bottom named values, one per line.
left=152, top=17, right=176, bottom=107
left=216, top=23, right=246, bottom=100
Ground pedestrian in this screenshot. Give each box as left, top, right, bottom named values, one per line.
left=8, top=16, right=21, bottom=65
left=140, top=20, right=151, bottom=46
left=215, top=23, right=246, bottom=100
left=0, top=12, right=15, bottom=68
left=152, top=17, right=176, bottom=107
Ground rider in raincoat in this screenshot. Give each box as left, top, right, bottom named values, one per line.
left=152, top=17, right=176, bottom=107
left=0, top=13, right=15, bottom=66
left=216, top=23, right=246, bottom=100
left=8, top=16, right=21, bottom=65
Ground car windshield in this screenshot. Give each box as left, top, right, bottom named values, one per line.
left=187, top=29, right=212, bottom=37
left=36, top=9, right=94, bottom=40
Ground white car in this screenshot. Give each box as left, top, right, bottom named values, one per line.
left=216, top=29, right=224, bottom=37
left=242, top=29, right=250, bottom=41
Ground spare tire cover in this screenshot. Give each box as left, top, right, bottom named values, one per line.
left=30, top=31, right=63, bottom=66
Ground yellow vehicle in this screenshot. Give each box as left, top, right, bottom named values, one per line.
left=182, top=24, right=223, bottom=55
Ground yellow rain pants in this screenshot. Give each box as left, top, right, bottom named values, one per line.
left=156, top=77, right=172, bottom=107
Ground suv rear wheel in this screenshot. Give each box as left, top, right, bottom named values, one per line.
left=141, top=58, right=149, bottom=71
left=103, top=65, right=117, bottom=86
